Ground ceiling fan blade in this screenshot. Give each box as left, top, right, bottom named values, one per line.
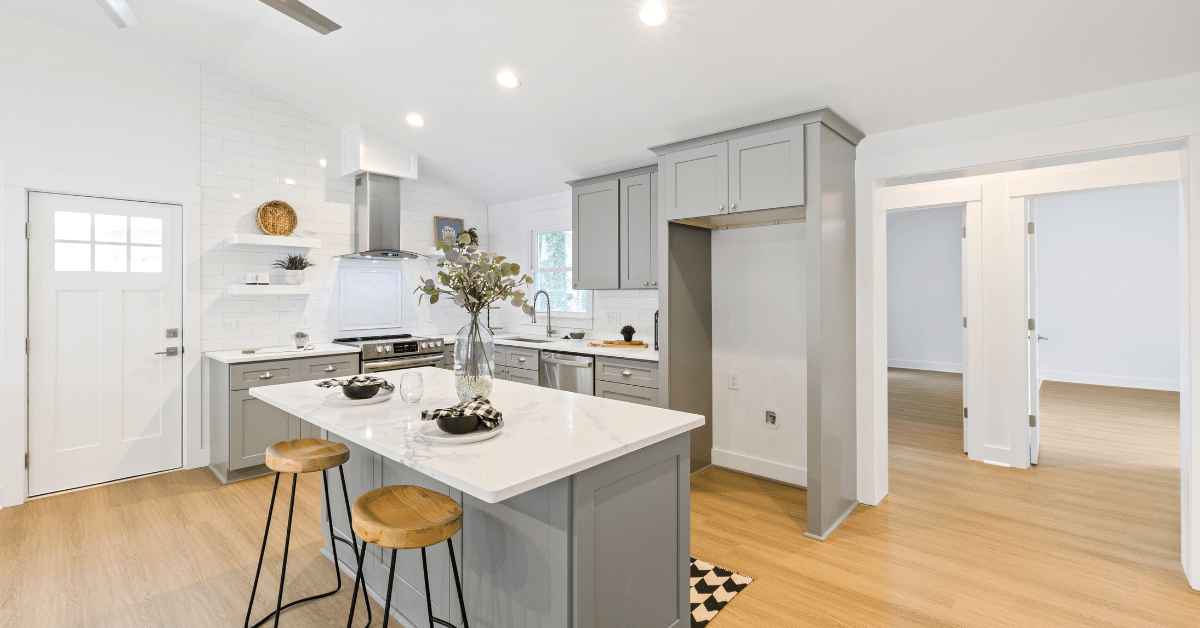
left=93, top=0, right=140, bottom=28
left=259, top=0, right=342, bottom=35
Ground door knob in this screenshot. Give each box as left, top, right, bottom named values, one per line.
left=1037, top=335, right=1049, bottom=341
left=155, top=347, right=179, bottom=356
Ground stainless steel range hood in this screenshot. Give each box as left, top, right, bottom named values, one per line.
left=341, top=172, right=423, bottom=261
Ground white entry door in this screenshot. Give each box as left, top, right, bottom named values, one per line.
left=1026, top=200, right=1041, bottom=465
left=28, top=192, right=183, bottom=496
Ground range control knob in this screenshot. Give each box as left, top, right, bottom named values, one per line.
left=436, top=340, right=443, bottom=347
left=421, top=342, right=428, bottom=349
left=375, top=346, right=384, bottom=354
left=384, top=344, right=392, bottom=352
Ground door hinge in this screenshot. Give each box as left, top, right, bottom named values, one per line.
left=964, top=407, right=968, bottom=419
left=25, top=452, right=29, bottom=469
left=26, top=338, right=30, bottom=354
left=1028, top=318, right=1036, bottom=331
left=26, top=222, right=30, bottom=239
left=1029, top=415, right=1037, bottom=427
left=963, top=226, right=967, bottom=238
left=963, top=317, right=967, bottom=328
left=1027, top=221, right=1035, bottom=234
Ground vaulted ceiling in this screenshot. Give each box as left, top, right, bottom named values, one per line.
left=3, top=0, right=1199, bottom=204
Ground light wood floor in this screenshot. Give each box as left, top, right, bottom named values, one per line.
left=2, top=370, right=1197, bottom=627
left=692, top=369, right=1199, bottom=627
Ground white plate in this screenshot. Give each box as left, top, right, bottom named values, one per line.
left=417, top=420, right=503, bottom=444
left=324, top=388, right=394, bottom=407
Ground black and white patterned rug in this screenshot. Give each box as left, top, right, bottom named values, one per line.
left=691, top=557, right=753, bottom=627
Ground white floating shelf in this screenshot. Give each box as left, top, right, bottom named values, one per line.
left=225, top=233, right=322, bottom=249
left=227, top=284, right=322, bottom=296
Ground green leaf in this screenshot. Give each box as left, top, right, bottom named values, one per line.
left=430, top=293, right=439, bottom=304
left=458, top=233, right=471, bottom=245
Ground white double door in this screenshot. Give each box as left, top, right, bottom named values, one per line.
left=28, top=192, right=183, bottom=496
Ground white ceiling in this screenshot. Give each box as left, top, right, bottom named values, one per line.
left=3, top=0, right=1199, bottom=204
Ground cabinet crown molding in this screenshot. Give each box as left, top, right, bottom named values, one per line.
left=647, top=106, right=864, bottom=156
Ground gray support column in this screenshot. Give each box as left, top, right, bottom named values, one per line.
left=663, top=222, right=713, bottom=472
left=805, top=122, right=860, bottom=541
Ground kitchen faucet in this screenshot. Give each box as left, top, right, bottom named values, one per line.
left=531, top=290, right=555, bottom=338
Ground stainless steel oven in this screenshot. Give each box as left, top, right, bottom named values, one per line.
left=333, top=334, right=445, bottom=374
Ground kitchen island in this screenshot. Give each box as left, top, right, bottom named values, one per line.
left=249, top=366, right=702, bottom=628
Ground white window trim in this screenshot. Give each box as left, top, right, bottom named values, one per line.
left=529, top=223, right=591, bottom=320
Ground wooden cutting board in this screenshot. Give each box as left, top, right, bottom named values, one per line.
left=588, top=340, right=648, bottom=348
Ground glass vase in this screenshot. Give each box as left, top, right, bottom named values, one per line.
left=454, top=311, right=495, bottom=402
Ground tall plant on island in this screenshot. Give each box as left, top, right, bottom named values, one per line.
left=416, top=232, right=535, bottom=401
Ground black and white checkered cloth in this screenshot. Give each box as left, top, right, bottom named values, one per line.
left=314, top=375, right=395, bottom=391
left=421, top=397, right=503, bottom=429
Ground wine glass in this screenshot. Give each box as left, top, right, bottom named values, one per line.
left=400, top=372, right=423, bottom=404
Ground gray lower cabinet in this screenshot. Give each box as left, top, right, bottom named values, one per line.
left=496, top=344, right=539, bottom=385
left=208, top=351, right=361, bottom=483
left=594, top=356, right=661, bottom=407
left=569, top=164, right=659, bottom=291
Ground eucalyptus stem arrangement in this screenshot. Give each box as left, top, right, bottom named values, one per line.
left=416, top=231, right=534, bottom=401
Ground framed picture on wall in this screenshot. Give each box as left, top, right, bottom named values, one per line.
left=435, top=216, right=464, bottom=245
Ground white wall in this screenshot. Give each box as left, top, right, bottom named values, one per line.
left=887, top=206, right=964, bottom=372
left=486, top=191, right=658, bottom=339
left=0, top=15, right=199, bottom=184
left=197, top=66, right=488, bottom=352
left=711, top=223, right=808, bottom=486
left=1036, top=185, right=1180, bottom=390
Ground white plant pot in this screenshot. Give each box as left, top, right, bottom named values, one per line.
left=285, top=269, right=305, bottom=285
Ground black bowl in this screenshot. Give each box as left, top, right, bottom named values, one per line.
left=436, top=414, right=480, bottom=435
left=342, top=383, right=381, bottom=400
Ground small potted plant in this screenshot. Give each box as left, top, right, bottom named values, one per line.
left=273, top=254, right=315, bottom=285
left=620, top=325, right=636, bottom=342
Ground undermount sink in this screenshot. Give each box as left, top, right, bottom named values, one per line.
left=504, top=337, right=555, bottom=344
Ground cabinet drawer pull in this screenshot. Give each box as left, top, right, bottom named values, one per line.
left=259, top=372, right=273, bottom=379
left=324, top=365, right=337, bottom=372
left=622, top=369, right=632, bottom=377
left=518, top=357, right=526, bottom=362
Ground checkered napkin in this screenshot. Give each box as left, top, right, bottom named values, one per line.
left=421, top=397, right=504, bottom=430
left=314, top=375, right=395, bottom=391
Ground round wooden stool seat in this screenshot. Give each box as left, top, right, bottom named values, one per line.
left=352, top=485, right=463, bottom=550
left=265, top=438, right=350, bottom=474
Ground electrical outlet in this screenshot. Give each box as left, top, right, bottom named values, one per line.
left=218, top=317, right=243, bottom=333
left=728, top=372, right=739, bottom=389
left=606, top=313, right=621, bottom=325
left=764, top=410, right=779, bottom=430
left=300, top=315, right=310, bottom=329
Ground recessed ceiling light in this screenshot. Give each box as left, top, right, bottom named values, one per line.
left=638, top=0, right=670, bottom=28
left=496, top=71, right=521, bottom=88
left=406, top=114, right=425, bottom=127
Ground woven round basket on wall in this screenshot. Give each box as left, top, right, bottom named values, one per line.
left=255, top=200, right=298, bottom=236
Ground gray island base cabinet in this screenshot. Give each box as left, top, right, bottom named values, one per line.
left=248, top=368, right=699, bottom=628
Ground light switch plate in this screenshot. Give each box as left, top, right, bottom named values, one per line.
left=606, top=313, right=621, bottom=325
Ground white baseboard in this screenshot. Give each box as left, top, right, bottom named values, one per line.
left=711, top=449, right=806, bottom=487
left=887, top=359, right=963, bottom=373
left=1041, top=370, right=1179, bottom=392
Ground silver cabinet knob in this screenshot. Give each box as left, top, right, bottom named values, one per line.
left=718, top=205, right=725, bottom=212
left=652, top=282, right=657, bottom=286
left=324, top=365, right=337, bottom=372
left=644, top=282, right=649, bottom=286
left=622, top=369, right=632, bottom=377
left=259, top=372, right=273, bottom=379
left=731, top=203, right=737, bottom=209
left=518, top=356, right=525, bottom=362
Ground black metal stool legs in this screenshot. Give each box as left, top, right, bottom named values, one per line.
left=339, top=466, right=373, bottom=627
left=246, top=470, right=371, bottom=628
left=382, top=549, right=399, bottom=628
left=420, top=540, right=470, bottom=628
left=345, top=541, right=369, bottom=628
left=447, top=539, right=470, bottom=628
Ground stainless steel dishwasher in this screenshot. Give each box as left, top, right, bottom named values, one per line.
left=539, top=351, right=594, bottom=395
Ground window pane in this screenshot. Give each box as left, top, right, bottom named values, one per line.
left=130, top=246, right=162, bottom=273
left=94, top=214, right=128, bottom=243
left=55, top=242, right=91, bottom=271
left=130, top=217, right=163, bottom=244
left=535, top=230, right=571, bottom=269
left=54, top=211, right=91, bottom=241
left=95, top=244, right=127, bottom=272
left=533, top=271, right=587, bottom=313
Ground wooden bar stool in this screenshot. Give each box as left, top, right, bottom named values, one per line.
left=244, top=438, right=373, bottom=628
left=345, top=485, right=470, bottom=628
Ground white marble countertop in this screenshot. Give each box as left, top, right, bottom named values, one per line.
left=249, top=367, right=701, bottom=503
left=205, top=343, right=361, bottom=364
left=439, top=334, right=659, bottom=362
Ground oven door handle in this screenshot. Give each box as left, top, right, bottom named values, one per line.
left=364, top=356, right=441, bottom=372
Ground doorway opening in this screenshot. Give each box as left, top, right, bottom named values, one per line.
left=886, top=205, right=968, bottom=460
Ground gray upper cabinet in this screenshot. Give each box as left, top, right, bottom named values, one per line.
left=728, top=125, right=805, bottom=213
left=572, top=180, right=620, bottom=290
left=619, top=172, right=658, bottom=288
left=659, top=142, right=728, bottom=222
